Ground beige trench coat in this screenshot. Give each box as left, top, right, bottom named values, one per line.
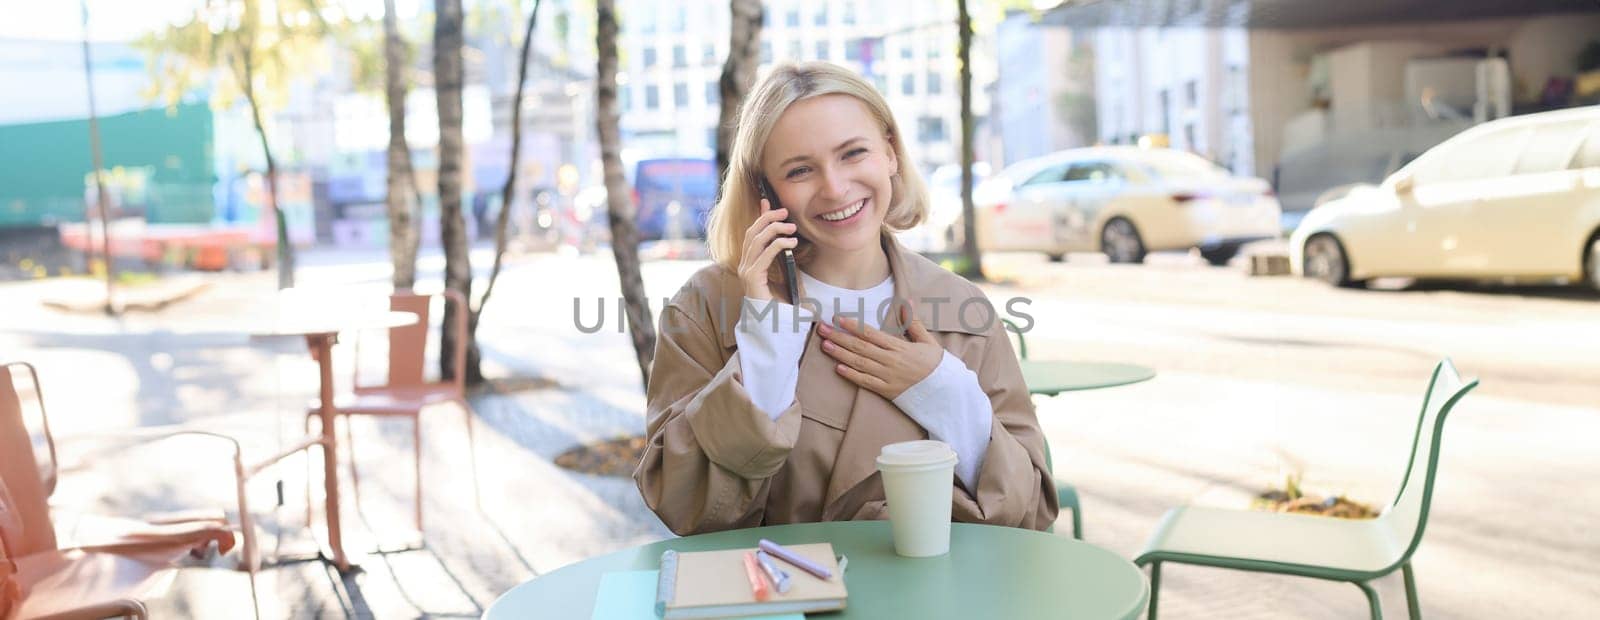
left=634, top=234, right=1058, bottom=535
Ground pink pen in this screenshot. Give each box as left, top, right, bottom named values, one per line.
left=757, top=539, right=832, bottom=580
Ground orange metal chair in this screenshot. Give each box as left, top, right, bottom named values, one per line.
left=307, top=290, right=477, bottom=536
left=0, top=361, right=254, bottom=619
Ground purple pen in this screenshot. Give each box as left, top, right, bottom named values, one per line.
left=757, top=539, right=832, bottom=580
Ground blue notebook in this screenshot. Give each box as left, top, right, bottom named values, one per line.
left=591, top=570, right=803, bottom=620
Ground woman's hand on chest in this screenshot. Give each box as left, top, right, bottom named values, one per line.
left=816, top=308, right=943, bottom=401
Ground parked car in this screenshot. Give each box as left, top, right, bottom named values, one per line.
left=972, top=146, right=1281, bottom=265
left=1289, top=105, right=1600, bottom=289
left=896, top=162, right=989, bottom=253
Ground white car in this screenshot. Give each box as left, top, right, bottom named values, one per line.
left=1290, top=105, right=1600, bottom=289
left=973, top=147, right=1281, bottom=265
left=896, top=163, right=989, bottom=253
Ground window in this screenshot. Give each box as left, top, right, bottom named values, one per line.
left=917, top=116, right=946, bottom=142
left=645, top=85, right=660, bottom=110
left=788, top=40, right=802, bottom=61
left=815, top=41, right=828, bottom=60
left=900, top=41, right=913, bottom=60
left=640, top=6, right=656, bottom=34
left=622, top=86, right=631, bottom=111
left=1064, top=162, right=1118, bottom=183
left=928, top=37, right=942, bottom=59
left=671, top=6, right=685, bottom=32
left=901, top=74, right=915, bottom=96
left=706, top=81, right=719, bottom=107
left=786, top=9, right=799, bottom=27
left=673, top=45, right=686, bottom=68
left=1184, top=80, right=1197, bottom=108
left=814, top=6, right=828, bottom=26
left=1413, top=127, right=1529, bottom=185
left=674, top=82, right=688, bottom=107
left=927, top=72, right=942, bottom=95
left=762, top=41, right=773, bottom=63
left=843, top=1, right=857, bottom=25
left=643, top=47, right=657, bottom=68
left=845, top=38, right=863, bottom=62
left=873, top=75, right=888, bottom=94
left=703, top=43, right=717, bottom=65
left=1513, top=121, right=1588, bottom=174
left=1023, top=164, right=1069, bottom=186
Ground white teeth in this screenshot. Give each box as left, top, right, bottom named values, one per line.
left=821, top=199, right=865, bottom=222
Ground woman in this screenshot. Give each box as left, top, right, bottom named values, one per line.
left=634, top=62, right=1056, bottom=535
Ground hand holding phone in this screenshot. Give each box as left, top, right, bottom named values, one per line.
left=739, top=175, right=800, bottom=303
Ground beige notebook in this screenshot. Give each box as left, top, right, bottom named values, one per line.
left=656, top=543, right=847, bottom=619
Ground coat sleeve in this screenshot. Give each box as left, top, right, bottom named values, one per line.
left=948, top=324, right=1059, bottom=531
left=633, top=301, right=805, bottom=535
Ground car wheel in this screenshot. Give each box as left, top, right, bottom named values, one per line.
left=1199, top=244, right=1239, bottom=267
left=1585, top=234, right=1600, bottom=292
left=1303, top=233, right=1358, bottom=287
left=1101, top=218, right=1146, bottom=264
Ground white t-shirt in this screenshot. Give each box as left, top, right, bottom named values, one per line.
left=733, top=271, right=994, bottom=489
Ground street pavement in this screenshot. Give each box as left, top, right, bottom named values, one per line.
left=1, top=243, right=1596, bottom=618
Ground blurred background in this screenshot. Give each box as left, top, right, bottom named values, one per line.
left=3, top=1, right=1599, bottom=618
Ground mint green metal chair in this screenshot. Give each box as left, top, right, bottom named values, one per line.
left=1002, top=318, right=1083, bottom=540
left=1042, top=441, right=1082, bottom=540
left=1134, top=359, right=1478, bottom=619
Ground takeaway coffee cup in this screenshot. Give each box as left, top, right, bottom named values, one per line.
left=876, top=440, right=959, bottom=557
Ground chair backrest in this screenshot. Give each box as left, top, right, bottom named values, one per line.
left=0, top=363, right=59, bottom=556
left=1000, top=318, right=1029, bottom=360
left=373, top=291, right=467, bottom=392
left=1379, top=359, right=1478, bottom=564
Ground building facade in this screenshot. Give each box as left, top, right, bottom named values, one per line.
left=615, top=0, right=994, bottom=176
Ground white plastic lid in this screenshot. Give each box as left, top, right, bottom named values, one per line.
left=875, top=440, right=958, bottom=471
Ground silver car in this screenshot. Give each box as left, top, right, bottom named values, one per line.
left=974, top=147, right=1282, bottom=265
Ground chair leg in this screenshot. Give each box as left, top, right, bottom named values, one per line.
left=1057, top=484, right=1084, bottom=540
left=1145, top=560, right=1161, bottom=620
left=1402, top=561, right=1421, bottom=620
left=413, top=413, right=424, bottom=535
left=232, top=452, right=261, bottom=619
left=343, top=415, right=364, bottom=511
left=302, top=414, right=314, bottom=528
left=1355, top=580, right=1383, bottom=620
left=463, top=400, right=482, bottom=511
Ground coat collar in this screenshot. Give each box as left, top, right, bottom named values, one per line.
left=712, top=232, right=990, bottom=350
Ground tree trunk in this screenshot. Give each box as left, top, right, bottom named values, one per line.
left=384, top=0, right=420, bottom=291
left=79, top=0, right=117, bottom=315
left=955, top=0, right=984, bottom=281
left=715, top=0, right=762, bottom=191
left=597, top=0, right=657, bottom=390
left=242, top=46, right=295, bottom=290
left=476, top=0, right=541, bottom=337
left=434, top=0, right=479, bottom=383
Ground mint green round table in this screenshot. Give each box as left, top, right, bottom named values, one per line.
left=1020, top=360, right=1155, bottom=396
left=484, top=521, right=1148, bottom=619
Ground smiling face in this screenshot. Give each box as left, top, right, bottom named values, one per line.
left=760, top=93, right=899, bottom=259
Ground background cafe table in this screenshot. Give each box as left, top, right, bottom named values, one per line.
left=249, top=298, right=418, bottom=572
left=484, top=520, right=1149, bottom=619
left=1020, top=360, right=1156, bottom=396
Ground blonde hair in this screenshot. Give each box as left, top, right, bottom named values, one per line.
left=706, top=61, right=928, bottom=276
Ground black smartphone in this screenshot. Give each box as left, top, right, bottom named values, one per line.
left=758, top=177, right=801, bottom=304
